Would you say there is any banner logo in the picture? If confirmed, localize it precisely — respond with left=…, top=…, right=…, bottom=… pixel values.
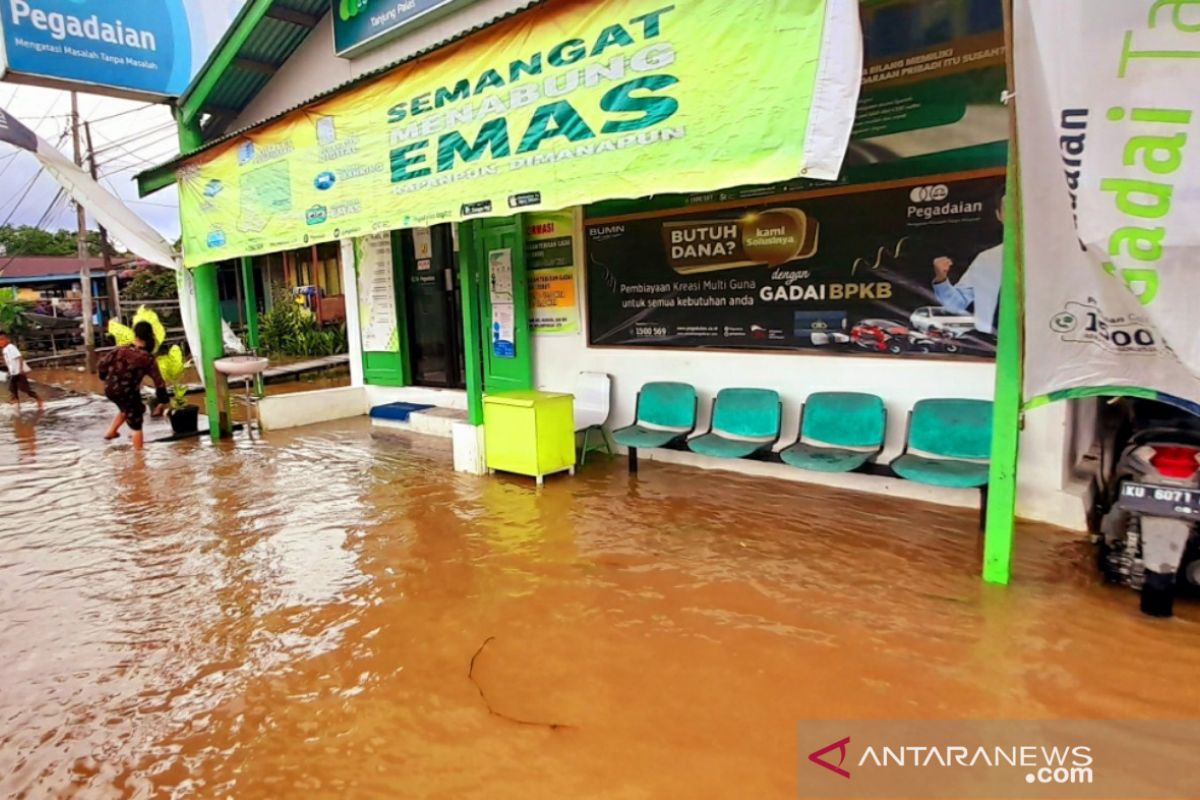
left=808, top=736, right=852, bottom=779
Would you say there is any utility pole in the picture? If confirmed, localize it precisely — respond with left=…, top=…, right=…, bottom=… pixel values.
left=84, top=121, right=121, bottom=323
left=70, top=91, right=95, bottom=373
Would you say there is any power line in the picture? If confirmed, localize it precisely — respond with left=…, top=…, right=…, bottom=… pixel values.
left=85, top=101, right=159, bottom=124
left=92, top=123, right=176, bottom=154
left=90, top=119, right=175, bottom=148
left=0, top=167, right=46, bottom=225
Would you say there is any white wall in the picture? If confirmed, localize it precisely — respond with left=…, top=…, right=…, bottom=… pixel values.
left=233, top=0, right=536, bottom=132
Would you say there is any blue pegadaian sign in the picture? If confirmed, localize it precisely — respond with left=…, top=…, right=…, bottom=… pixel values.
left=0, top=0, right=243, bottom=98
left=333, top=0, right=478, bottom=57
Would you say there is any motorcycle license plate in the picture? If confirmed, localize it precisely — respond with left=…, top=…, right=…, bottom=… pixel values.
left=1118, top=482, right=1200, bottom=519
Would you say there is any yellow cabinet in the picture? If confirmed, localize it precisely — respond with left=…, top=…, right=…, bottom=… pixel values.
left=483, top=391, right=576, bottom=485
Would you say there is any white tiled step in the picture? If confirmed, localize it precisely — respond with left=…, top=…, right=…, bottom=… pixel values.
left=371, top=407, right=467, bottom=440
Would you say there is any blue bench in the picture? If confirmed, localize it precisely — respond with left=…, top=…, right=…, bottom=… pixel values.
left=688, top=388, right=783, bottom=460
left=890, top=398, right=994, bottom=527
left=779, top=392, right=886, bottom=473
left=612, top=382, right=698, bottom=473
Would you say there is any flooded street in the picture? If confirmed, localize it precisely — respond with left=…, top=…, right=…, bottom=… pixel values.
left=3, top=392, right=1200, bottom=800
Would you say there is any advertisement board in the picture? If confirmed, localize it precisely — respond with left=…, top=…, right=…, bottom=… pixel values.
left=526, top=209, right=579, bottom=335
left=0, top=0, right=243, bottom=98
left=177, top=0, right=862, bottom=267
left=334, top=0, right=478, bottom=57
left=586, top=171, right=1003, bottom=359
left=849, top=0, right=1007, bottom=169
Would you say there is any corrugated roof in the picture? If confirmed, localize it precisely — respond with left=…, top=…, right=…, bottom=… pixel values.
left=185, top=0, right=327, bottom=132
left=141, top=0, right=543, bottom=183
left=0, top=256, right=132, bottom=282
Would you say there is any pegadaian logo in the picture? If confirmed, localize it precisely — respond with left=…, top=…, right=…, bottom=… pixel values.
left=910, top=184, right=950, bottom=203
left=7, top=0, right=159, bottom=51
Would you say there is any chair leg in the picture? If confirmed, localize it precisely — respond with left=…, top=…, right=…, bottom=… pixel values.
left=601, top=427, right=613, bottom=457
left=580, top=427, right=592, bottom=466
left=979, top=485, right=989, bottom=532
left=628, top=446, right=639, bottom=474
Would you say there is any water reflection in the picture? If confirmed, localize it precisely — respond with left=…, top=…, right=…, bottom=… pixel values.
left=1, top=394, right=1199, bottom=799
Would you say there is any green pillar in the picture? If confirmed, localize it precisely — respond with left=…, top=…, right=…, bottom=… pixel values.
left=240, top=256, right=264, bottom=397
left=193, top=262, right=231, bottom=441
left=177, top=114, right=230, bottom=441
left=983, top=161, right=1024, bottom=585
left=458, top=222, right=485, bottom=425
left=240, top=256, right=260, bottom=349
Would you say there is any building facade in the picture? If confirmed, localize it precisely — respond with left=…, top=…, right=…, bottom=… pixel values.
left=140, top=0, right=1090, bottom=537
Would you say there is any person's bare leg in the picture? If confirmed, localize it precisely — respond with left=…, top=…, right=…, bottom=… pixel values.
left=104, top=412, right=126, bottom=440
left=131, top=429, right=144, bottom=450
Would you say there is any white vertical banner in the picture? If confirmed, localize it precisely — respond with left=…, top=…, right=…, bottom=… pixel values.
left=1017, top=0, right=1200, bottom=407
left=355, top=234, right=399, bottom=354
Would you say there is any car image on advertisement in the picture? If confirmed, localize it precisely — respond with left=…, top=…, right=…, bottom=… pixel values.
left=910, top=306, right=975, bottom=338
left=850, top=319, right=910, bottom=354
left=907, top=328, right=961, bottom=354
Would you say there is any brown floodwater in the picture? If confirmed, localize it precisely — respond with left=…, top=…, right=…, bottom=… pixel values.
left=3, top=389, right=1200, bottom=799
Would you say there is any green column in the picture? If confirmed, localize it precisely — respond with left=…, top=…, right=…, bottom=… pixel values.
left=193, top=262, right=231, bottom=441
left=240, top=256, right=264, bottom=397
left=177, top=115, right=230, bottom=441
left=983, top=159, right=1024, bottom=585
left=240, top=257, right=260, bottom=349
left=458, top=222, right=485, bottom=425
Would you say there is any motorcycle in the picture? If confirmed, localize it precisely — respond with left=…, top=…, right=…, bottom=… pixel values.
left=1095, top=398, right=1200, bottom=617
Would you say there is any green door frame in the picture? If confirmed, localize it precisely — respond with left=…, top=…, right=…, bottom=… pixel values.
left=459, top=217, right=533, bottom=424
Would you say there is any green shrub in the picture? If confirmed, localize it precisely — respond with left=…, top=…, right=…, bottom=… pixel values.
left=123, top=267, right=179, bottom=301
left=258, top=286, right=349, bottom=358
left=0, top=293, right=31, bottom=338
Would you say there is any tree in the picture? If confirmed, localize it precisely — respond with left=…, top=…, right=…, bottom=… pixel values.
left=123, top=266, right=178, bottom=301
left=0, top=225, right=108, bottom=258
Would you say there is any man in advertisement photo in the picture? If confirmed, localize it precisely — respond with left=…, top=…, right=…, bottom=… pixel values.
left=931, top=189, right=1004, bottom=335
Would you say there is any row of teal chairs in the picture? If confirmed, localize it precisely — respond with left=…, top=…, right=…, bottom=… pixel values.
left=611, top=383, right=994, bottom=515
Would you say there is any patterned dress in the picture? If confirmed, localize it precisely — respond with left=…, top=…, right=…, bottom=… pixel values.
left=98, top=346, right=169, bottom=431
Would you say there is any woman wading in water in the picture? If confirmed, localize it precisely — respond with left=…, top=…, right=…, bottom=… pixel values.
left=99, top=320, right=169, bottom=450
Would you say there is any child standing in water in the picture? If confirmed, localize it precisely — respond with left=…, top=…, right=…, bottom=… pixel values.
left=1, top=332, right=43, bottom=412
left=99, top=321, right=168, bottom=450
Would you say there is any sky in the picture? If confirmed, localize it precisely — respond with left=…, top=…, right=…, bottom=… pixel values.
left=0, top=84, right=184, bottom=245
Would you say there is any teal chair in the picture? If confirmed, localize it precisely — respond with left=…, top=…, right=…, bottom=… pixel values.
left=612, top=382, right=698, bottom=473
left=891, top=398, right=994, bottom=527
left=688, top=388, right=782, bottom=460
left=780, top=392, right=886, bottom=473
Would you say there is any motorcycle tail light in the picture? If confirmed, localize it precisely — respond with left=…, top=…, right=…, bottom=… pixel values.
left=1149, top=446, right=1200, bottom=479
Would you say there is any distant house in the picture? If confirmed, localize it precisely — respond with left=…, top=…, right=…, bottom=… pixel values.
left=0, top=256, right=136, bottom=324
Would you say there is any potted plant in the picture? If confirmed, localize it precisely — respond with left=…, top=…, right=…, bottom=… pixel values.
left=157, top=344, right=198, bottom=435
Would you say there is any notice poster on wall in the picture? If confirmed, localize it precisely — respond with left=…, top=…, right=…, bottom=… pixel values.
left=530, top=269, right=579, bottom=335
left=526, top=210, right=580, bottom=335
left=356, top=233, right=399, bottom=352
left=489, top=248, right=515, bottom=358
left=586, top=172, right=1004, bottom=359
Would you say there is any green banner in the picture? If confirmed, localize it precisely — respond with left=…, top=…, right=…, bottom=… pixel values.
left=178, top=0, right=860, bottom=267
